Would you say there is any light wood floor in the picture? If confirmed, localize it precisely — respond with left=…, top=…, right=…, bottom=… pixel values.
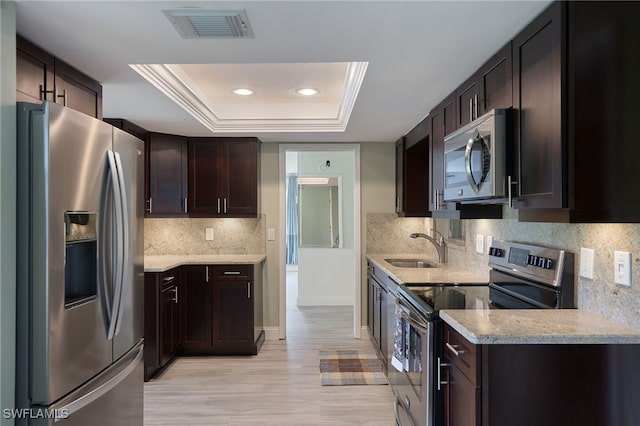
left=144, top=271, right=395, bottom=425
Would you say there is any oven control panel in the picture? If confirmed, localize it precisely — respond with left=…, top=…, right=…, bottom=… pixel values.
left=487, top=240, right=573, bottom=287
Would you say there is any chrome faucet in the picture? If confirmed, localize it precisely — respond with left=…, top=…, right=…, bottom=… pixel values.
left=409, top=229, right=448, bottom=264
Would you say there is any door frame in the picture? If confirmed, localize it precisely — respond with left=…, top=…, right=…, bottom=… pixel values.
left=278, top=144, right=361, bottom=340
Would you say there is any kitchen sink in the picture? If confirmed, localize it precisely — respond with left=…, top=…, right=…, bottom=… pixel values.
left=384, top=258, right=439, bottom=268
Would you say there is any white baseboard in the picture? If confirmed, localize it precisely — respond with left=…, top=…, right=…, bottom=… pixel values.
left=263, top=327, right=280, bottom=340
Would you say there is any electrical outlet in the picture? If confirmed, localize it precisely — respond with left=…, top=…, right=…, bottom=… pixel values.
left=614, top=251, right=632, bottom=287
left=205, top=228, right=214, bottom=241
left=486, top=235, right=494, bottom=254
left=579, top=248, right=594, bottom=279
left=476, top=234, right=485, bottom=254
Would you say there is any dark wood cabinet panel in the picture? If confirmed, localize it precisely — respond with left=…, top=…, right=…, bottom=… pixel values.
left=394, top=138, right=405, bottom=214
left=455, top=42, right=512, bottom=129
left=181, top=266, right=213, bottom=349
left=480, top=42, right=512, bottom=113
left=188, top=138, right=259, bottom=217
left=148, top=133, right=188, bottom=217
left=455, top=77, right=479, bottom=129
left=402, top=116, right=431, bottom=217
left=16, top=35, right=102, bottom=119
left=224, top=140, right=259, bottom=216
left=442, top=323, right=640, bottom=426
left=213, top=280, right=253, bottom=349
left=181, top=264, right=263, bottom=355
left=16, top=36, right=54, bottom=104
left=444, top=361, right=480, bottom=426
left=144, top=269, right=182, bottom=381
left=512, top=1, right=564, bottom=211
left=53, top=59, right=103, bottom=119
left=160, top=283, right=181, bottom=365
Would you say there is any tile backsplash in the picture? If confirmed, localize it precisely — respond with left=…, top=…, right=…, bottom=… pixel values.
left=367, top=209, right=640, bottom=327
left=145, top=216, right=266, bottom=255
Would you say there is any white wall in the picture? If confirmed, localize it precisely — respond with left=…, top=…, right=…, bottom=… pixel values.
left=0, top=2, right=17, bottom=423
left=297, top=248, right=355, bottom=305
left=295, top=150, right=356, bottom=306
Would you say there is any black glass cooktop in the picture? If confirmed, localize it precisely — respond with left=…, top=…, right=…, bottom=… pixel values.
left=399, top=284, right=492, bottom=317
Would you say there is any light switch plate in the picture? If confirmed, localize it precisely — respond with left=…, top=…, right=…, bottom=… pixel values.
left=579, top=247, right=594, bottom=279
left=614, top=251, right=632, bottom=287
left=476, top=234, right=485, bottom=254
left=486, top=236, right=494, bottom=254
left=267, top=228, right=276, bottom=241
left=205, top=228, right=214, bottom=241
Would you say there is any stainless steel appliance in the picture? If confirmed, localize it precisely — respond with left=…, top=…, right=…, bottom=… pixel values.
left=443, top=108, right=510, bottom=202
left=16, top=101, right=144, bottom=425
left=390, top=241, right=574, bottom=426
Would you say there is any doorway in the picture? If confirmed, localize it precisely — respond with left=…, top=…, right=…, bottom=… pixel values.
left=278, top=144, right=361, bottom=340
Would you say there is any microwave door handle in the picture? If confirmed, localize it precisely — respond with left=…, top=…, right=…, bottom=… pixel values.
left=464, top=134, right=479, bottom=193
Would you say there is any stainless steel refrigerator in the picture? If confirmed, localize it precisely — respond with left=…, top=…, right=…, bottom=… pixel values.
left=16, top=101, right=144, bottom=425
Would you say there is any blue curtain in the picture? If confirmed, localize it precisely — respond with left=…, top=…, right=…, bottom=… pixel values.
left=286, top=175, right=298, bottom=265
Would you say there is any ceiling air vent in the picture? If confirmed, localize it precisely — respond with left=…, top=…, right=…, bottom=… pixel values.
left=163, top=9, right=254, bottom=39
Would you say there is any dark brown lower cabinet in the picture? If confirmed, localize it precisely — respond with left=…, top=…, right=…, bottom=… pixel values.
left=181, top=264, right=264, bottom=356
left=442, top=324, right=640, bottom=426
left=144, top=268, right=182, bottom=381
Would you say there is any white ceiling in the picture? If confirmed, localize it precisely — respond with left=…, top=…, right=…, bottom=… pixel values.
left=15, top=0, right=552, bottom=143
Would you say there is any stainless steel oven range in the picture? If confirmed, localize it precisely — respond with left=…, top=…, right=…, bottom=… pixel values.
left=389, top=241, right=574, bottom=426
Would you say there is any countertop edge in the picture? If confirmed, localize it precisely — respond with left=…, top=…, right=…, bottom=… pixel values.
left=144, top=254, right=267, bottom=273
left=440, top=310, right=640, bottom=345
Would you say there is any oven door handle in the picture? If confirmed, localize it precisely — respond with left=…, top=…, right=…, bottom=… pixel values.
left=394, top=395, right=417, bottom=426
left=400, top=311, right=428, bottom=335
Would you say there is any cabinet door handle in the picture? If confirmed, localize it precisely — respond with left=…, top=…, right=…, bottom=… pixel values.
left=217, top=198, right=221, bottom=214
left=183, top=198, right=188, bottom=213
left=55, top=88, right=68, bottom=106
left=508, top=175, right=520, bottom=208
left=224, top=271, right=241, bottom=275
left=172, top=286, right=179, bottom=304
left=163, top=275, right=175, bottom=283
left=205, top=266, right=209, bottom=283
left=148, top=198, right=153, bottom=214
left=437, top=356, right=450, bottom=391
left=445, top=342, right=465, bottom=357
left=474, top=94, right=478, bottom=119
left=469, top=97, right=473, bottom=122
left=247, top=282, right=251, bottom=299
left=224, top=198, right=227, bottom=214
left=40, top=86, right=55, bottom=101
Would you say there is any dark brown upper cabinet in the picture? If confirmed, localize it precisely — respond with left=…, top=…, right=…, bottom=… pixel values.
left=513, top=1, right=640, bottom=222
left=399, top=116, right=431, bottom=217
left=395, top=137, right=405, bottom=215
left=455, top=41, right=513, bottom=129
left=148, top=133, right=189, bottom=217
left=188, top=138, right=259, bottom=217
left=17, top=35, right=102, bottom=119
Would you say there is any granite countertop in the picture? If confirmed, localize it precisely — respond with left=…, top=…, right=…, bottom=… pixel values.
left=144, top=254, right=267, bottom=273
left=440, top=309, right=640, bottom=345
left=366, top=254, right=490, bottom=285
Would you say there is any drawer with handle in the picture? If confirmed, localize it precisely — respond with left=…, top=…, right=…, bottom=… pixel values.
left=213, top=264, right=253, bottom=280
left=443, top=324, right=478, bottom=384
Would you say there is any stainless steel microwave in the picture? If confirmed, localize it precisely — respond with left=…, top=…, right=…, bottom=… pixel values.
left=443, top=108, right=510, bottom=202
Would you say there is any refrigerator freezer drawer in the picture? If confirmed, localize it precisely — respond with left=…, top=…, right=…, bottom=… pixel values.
left=30, top=341, right=143, bottom=426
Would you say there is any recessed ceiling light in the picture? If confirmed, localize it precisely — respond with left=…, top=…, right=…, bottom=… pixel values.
left=295, top=88, right=319, bottom=96
left=233, top=88, right=254, bottom=96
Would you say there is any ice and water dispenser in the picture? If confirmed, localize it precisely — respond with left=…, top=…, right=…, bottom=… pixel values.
left=64, top=212, right=98, bottom=308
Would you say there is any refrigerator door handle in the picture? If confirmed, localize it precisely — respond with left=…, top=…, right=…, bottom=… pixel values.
left=113, top=151, right=129, bottom=337
left=106, top=151, right=124, bottom=341
left=52, top=342, right=143, bottom=421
